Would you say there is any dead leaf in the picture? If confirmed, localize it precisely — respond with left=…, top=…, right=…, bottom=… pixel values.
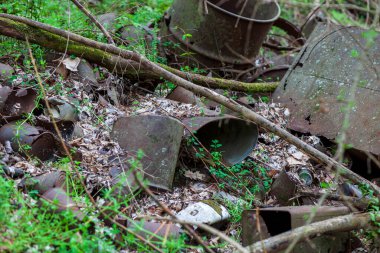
left=62, top=57, right=81, bottom=72
left=184, top=170, right=206, bottom=181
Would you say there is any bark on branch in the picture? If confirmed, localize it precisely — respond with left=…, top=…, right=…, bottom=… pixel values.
left=0, top=14, right=276, bottom=93
left=0, top=14, right=379, bottom=195
left=245, top=212, right=377, bottom=253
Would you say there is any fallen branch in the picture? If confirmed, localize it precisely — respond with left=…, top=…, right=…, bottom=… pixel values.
left=159, top=64, right=279, bottom=93
left=0, top=14, right=379, bottom=196
left=0, top=14, right=276, bottom=93
left=297, top=190, right=369, bottom=210
left=245, top=212, right=378, bottom=253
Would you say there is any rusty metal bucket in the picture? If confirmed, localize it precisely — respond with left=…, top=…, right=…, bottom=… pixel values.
left=183, top=116, right=258, bottom=165
left=162, top=0, right=281, bottom=70
left=110, top=115, right=184, bottom=191
left=0, top=122, right=57, bottom=161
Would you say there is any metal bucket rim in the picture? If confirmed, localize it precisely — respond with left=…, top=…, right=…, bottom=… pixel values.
left=206, top=0, right=281, bottom=23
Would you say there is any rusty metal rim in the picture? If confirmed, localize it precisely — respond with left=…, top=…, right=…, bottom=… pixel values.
left=206, top=1, right=281, bottom=23
left=167, top=25, right=254, bottom=65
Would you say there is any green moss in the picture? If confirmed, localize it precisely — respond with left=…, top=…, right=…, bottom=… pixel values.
left=201, top=200, right=223, bottom=215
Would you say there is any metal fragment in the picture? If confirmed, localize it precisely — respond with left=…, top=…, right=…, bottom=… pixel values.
left=270, top=170, right=296, bottom=205
left=274, top=24, right=380, bottom=156
left=41, top=187, right=84, bottom=220
left=242, top=206, right=351, bottom=252
left=18, top=171, right=66, bottom=194
left=183, top=116, right=258, bottom=165
left=166, top=86, right=200, bottom=105
left=110, top=115, right=184, bottom=190
left=0, top=87, right=37, bottom=121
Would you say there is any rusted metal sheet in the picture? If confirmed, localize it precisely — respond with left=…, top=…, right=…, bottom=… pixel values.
left=0, top=87, right=37, bottom=122
left=242, top=206, right=351, bottom=252
left=183, top=116, right=258, bottom=165
left=274, top=24, right=380, bottom=155
left=166, top=86, right=200, bottom=105
left=270, top=170, right=296, bottom=205
left=161, top=0, right=280, bottom=70
left=110, top=115, right=184, bottom=191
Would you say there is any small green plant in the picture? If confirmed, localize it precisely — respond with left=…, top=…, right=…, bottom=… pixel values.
left=359, top=183, right=380, bottom=238
left=188, top=138, right=272, bottom=202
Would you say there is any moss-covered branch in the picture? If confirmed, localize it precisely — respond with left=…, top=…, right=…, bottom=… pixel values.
left=0, top=14, right=277, bottom=93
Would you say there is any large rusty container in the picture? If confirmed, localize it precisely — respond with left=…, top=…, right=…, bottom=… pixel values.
left=162, top=0, right=281, bottom=71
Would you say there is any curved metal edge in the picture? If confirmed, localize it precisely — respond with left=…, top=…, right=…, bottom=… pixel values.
left=206, top=0, right=281, bottom=23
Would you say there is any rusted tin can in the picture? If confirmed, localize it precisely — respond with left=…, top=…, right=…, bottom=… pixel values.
left=0, top=122, right=57, bottom=161
left=161, top=0, right=281, bottom=71
left=183, top=116, right=258, bottom=165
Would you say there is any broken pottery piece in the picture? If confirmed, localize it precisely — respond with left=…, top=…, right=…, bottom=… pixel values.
left=46, top=98, right=79, bottom=122
left=97, top=13, right=117, bottom=32
left=109, top=167, right=141, bottom=199
left=176, top=200, right=230, bottom=227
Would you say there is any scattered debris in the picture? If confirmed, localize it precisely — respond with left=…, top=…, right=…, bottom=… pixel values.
left=62, top=57, right=81, bottom=72
left=2, top=165, right=25, bottom=179
left=46, top=97, right=79, bottom=122
left=127, top=220, right=182, bottom=241
left=166, top=86, right=200, bottom=105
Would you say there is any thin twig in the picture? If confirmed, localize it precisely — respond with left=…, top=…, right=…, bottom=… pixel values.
left=70, top=0, right=115, bottom=44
